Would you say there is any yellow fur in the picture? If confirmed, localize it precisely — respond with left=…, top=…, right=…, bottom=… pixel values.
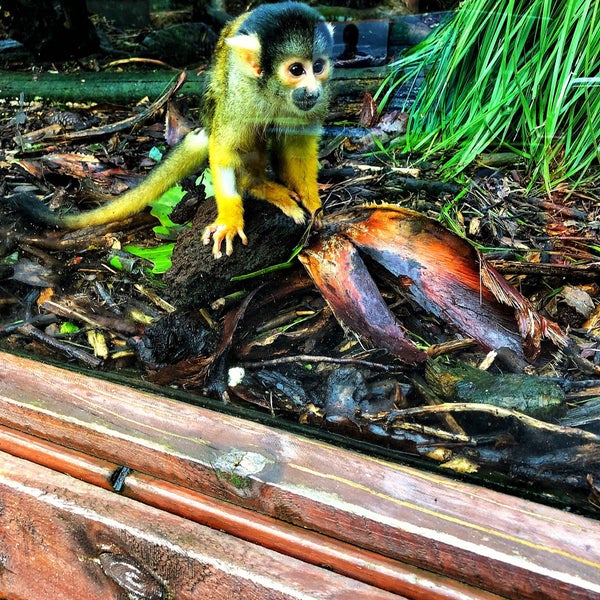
left=33, top=3, right=332, bottom=259
left=61, top=129, right=209, bottom=228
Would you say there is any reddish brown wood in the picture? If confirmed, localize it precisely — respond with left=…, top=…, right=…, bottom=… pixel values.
left=0, top=425, right=499, bottom=600
left=0, top=351, right=599, bottom=599
left=0, top=450, right=401, bottom=599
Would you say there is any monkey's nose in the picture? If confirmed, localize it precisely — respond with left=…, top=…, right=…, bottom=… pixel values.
left=293, top=88, right=321, bottom=111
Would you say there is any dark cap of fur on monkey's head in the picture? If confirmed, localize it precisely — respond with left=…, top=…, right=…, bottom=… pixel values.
left=238, top=2, right=334, bottom=78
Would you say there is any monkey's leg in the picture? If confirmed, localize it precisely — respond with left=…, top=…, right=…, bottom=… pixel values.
left=271, top=133, right=322, bottom=216
left=203, top=140, right=247, bottom=258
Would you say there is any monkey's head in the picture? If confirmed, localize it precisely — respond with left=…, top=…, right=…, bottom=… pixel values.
left=226, top=2, right=334, bottom=117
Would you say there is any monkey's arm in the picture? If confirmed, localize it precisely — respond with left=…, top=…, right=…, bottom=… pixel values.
left=202, top=132, right=249, bottom=258
left=271, top=131, right=322, bottom=216
left=9, top=128, right=209, bottom=229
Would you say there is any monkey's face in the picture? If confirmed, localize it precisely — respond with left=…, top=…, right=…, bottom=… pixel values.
left=277, top=56, right=331, bottom=114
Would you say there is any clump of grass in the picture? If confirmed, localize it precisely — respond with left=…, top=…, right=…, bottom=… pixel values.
left=378, top=0, right=600, bottom=189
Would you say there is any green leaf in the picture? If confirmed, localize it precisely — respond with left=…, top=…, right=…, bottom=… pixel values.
left=59, top=322, right=80, bottom=335
left=149, top=185, right=189, bottom=239
left=108, top=252, right=139, bottom=273
left=198, top=168, right=214, bottom=198
left=123, top=243, right=175, bottom=275
left=148, top=146, right=164, bottom=162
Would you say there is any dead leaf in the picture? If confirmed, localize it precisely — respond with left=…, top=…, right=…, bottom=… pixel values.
left=547, top=286, right=595, bottom=321
left=358, top=92, right=378, bottom=128
left=323, top=205, right=526, bottom=357
left=440, top=457, right=479, bottom=474
left=302, top=204, right=568, bottom=362
left=299, top=233, right=427, bottom=364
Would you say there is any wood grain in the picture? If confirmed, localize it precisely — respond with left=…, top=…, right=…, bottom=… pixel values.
left=0, top=450, right=401, bottom=599
left=0, top=351, right=599, bottom=599
left=0, top=425, right=487, bottom=600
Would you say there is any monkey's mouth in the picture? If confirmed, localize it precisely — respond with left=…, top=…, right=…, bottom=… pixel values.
left=292, top=89, right=320, bottom=112
left=294, top=100, right=318, bottom=111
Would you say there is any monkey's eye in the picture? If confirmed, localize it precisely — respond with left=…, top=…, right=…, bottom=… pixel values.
left=313, top=59, right=326, bottom=75
left=289, top=63, right=305, bottom=77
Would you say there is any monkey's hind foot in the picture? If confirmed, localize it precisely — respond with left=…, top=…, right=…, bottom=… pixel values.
left=247, top=182, right=306, bottom=225
left=299, top=193, right=322, bottom=218
left=203, top=221, right=248, bottom=259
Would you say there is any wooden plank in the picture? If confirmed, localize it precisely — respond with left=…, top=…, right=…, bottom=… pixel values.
left=0, top=450, right=403, bottom=600
left=0, top=425, right=488, bottom=600
left=0, top=351, right=599, bottom=599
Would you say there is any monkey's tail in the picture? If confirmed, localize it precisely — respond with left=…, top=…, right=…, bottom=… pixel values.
left=9, top=128, right=210, bottom=229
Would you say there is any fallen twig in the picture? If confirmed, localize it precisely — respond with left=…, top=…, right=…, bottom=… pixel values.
left=491, top=260, right=600, bottom=277
left=386, top=402, right=600, bottom=442
left=19, top=71, right=187, bottom=145
left=16, top=322, right=102, bottom=368
left=41, top=300, right=137, bottom=336
left=241, top=355, right=398, bottom=371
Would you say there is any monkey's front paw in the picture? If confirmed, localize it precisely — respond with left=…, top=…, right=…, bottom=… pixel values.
left=246, top=181, right=307, bottom=225
left=203, top=222, right=248, bottom=258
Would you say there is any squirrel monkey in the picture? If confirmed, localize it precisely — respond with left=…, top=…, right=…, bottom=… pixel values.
left=10, top=2, right=334, bottom=258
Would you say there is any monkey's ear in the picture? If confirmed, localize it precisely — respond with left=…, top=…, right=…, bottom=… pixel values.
left=226, top=34, right=262, bottom=77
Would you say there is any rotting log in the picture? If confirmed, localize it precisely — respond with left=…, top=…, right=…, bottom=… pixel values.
left=0, top=66, right=387, bottom=105
left=0, top=350, right=599, bottom=599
